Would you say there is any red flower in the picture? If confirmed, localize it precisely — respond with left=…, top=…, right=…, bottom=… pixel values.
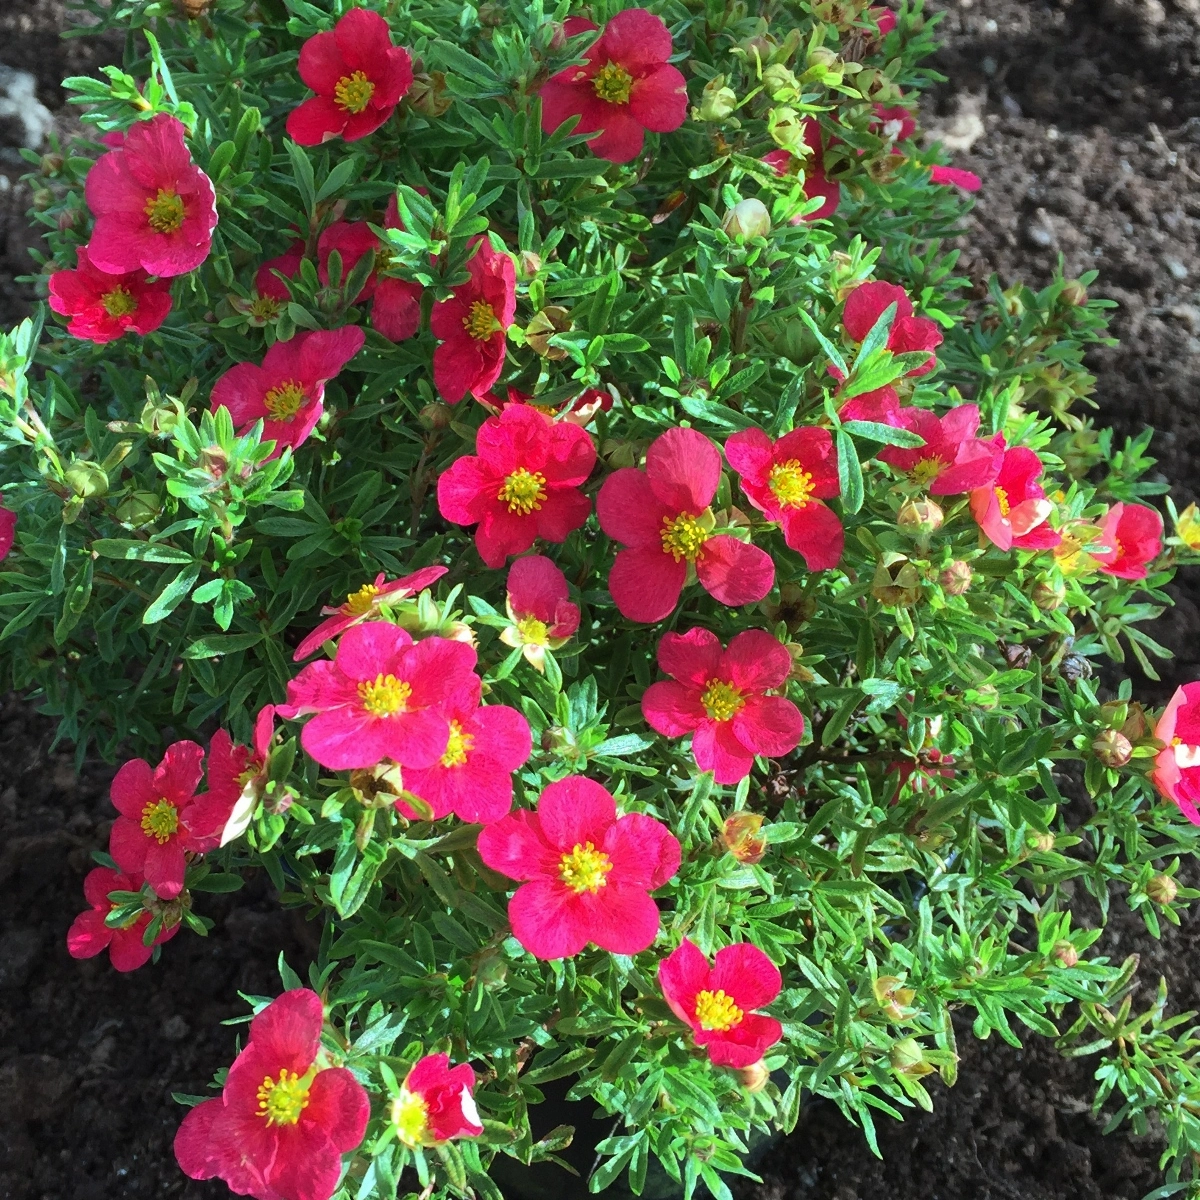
left=725, top=426, right=843, bottom=571
left=838, top=385, right=903, bottom=425
left=476, top=776, right=681, bottom=959
left=294, top=565, right=448, bottom=661
left=211, top=327, right=365, bottom=456
left=873, top=104, right=981, bottom=192
left=0, top=506, right=15, bottom=561
left=255, top=240, right=306, bottom=303
left=641, top=627, right=804, bottom=785
left=84, top=113, right=217, bottom=278
left=930, top=164, right=982, bottom=192
left=877, top=404, right=1002, bottom=495
left=277, top=622, right=478, bottom=771
left=431, top=239, right=516, bottom=403
left=1153, top=683, right=1200, bottom=826
left=67, top=866, right=178, bottom=972
left=842, top=281, right=942, bottom=377
left=597, top=427, right=775, bottom=623
left=499, top=554, right=581, bottom=672
left=969, top=442, right=1060, bottom=551
left=108, top=740, right=228, bottom=899
left=204, top=705, right=278, bottom=847
left=391, top=1054, right=483, bottom=1147
left=762, top=117, right=841, bottom=222
left=657, top=938, right=783, bottom=1068
left=437, top=404, right=595, bottom=569
left=1093, top=502, right=1163, bottom=580
left=48, top=245, right=172, bottom=343
left=286, top=8, right=414, bottom=145
left=539, top=8, right=688, bottom=164
left=873, top=7, right=898, bottom=35
left=174, top=989, right=370, bottom=1200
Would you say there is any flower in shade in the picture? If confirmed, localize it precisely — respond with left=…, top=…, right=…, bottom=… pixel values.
left=841, top=280, right=942, bottom=377
left=477, top=776, right=681, bottom=959
left=597, top=427, right=776, bottom=623
left=294, top=565, right=448, bottom=661
left=838, top=385, right=903, bottom=425
left=1093, top=502, right=1163, bottom=580
left=641, top=627, right=804, bottom=785
left=48, top=246, right=172, bottom=343
left=174, top=989, right=370, bottom=1200
left=390, top=1054, right=483, bottom=1148
left=0, top=506, right=15, bottom=561
left=277, top=622, right=478, bottom=771
left=210, top=326, right=365, bottom=457
left=204, top=705, right=279, bottom=848
left=397, top=680, right=531, bottom=825
left=762, top=117, right=840, bottom=222
left=658, top=938, right=783, bottom=1068
left=969, top=442, right=1060, bottom=551
left=108, top=740, right=230, bottom=899
left=725, top=426, right=843, bottom=571
left=437, top=403, right=596, bottom=569
left=256, top=241, right=306, bottom=304
left=67, top=866, right=179, bottom=972
left=539, top=8, right=688, bottom=164
left=499, top=554, right=581, bottom=672
left=84, top=113, right=217, bottom=277
left=431, top=238, right=516, bottom=403
left=1153, top=683, right=1200, bottom=826
left=877, top=404, right=1002, bottom=495
left=286, top=8, right=414, bottom=145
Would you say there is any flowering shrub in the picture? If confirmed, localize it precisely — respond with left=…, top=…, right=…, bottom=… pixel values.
left=5, top=0, right=1200, bottom=1197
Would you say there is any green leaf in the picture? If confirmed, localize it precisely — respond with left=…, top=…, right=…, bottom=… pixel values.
left=143, top=563, right=201, bottom=624
left=835, top=428, right=864, bottom=514
left=841, top=420, right=926, bottom=448
left=92, top=538, right=194, bottom=564
left=182, top=633, right=264, bottom=659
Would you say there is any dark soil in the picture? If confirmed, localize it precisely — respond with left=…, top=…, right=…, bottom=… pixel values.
left=3, top=0, right=1200, bottom=1198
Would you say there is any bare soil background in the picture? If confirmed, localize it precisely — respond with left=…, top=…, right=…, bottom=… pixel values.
left=2, top=0, right=1200, bottom=1197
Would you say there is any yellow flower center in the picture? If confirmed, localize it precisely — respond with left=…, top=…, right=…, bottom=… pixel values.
left=694, top=988, right=744, bottom=1032
left=700, top=679, right=745, bottom=722
left=593, top=61, right=634, bottom=105
left=140, top=798, right=179, bottom=844
left=144, top=188, right=185, bottom=234
left=994, top=485, right=1011, bottom=518
left=768, top=461, right=815, bottom=508
left=390, top=1088, right=429, bottom=1146
left=263, top=380, right=307, bottom=421
left=248, top=295, right=281, bottom=322
left=440, top=719, right=475, bottom=768
left=909, top=457, right=945, bottom=488
left=358, top=673, right=412, bottom=716
left=515, top=615, right=550, bottom=646
left=256, top=1068, right=311, bottom=1127
left=559, top=841, right=613, bottom=894
left=463, top=299, right=500, bottom=340
left=660, top=513, right=710, bottom=562
left=102, top=287, right=138, bottom=318
left=334, top=70, right=375, bottom=114
left=343, top=582, right=381, bottom=616
left=498, top=468, right=548, bottom=515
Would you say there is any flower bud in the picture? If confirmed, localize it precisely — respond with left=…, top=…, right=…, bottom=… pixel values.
left=1026, top=831, right=1055, bottom=854
left=807, top=46, right=841, bottom=70
left=1059, top=653, right=1093, bottom=683
left=872, top=554, right=922, bottom=608
left=722, top=812, right=767, bottom=864
left=1148, top=874, right=1178, bottom=905
left=695, top=75, right=738, bottom=121
left=31, top=187, right=55, bottom=211
left=1121, top=702, right=1148, bottom=743
left=419, top=401, right=452, bottom=431
left=408, top=70, right=452, bottom=118
left=176, top=0, right=212, bottom=15
left=116, top=490, right=162, bottom=530
left=40, top=152, right=64, bottom=177
left=737, top=34, right=778, bottom=65
left=1032, top=580, right=1066, bottom=611
left=474, top=946, right=508, bottom=991
left=518, top=249, right=542, bottom=278
left=1002, top=642, right=1033, bottom=669
left=525, top=305, right=572, bottom=359
left=939, top=560, right=972, bottom=595
left=1092, top=728, right=1132, bottom=769
left=889, top=1038, right=933, bottom=1077
left=762, top=63, right=800, bottom=100
left=736, top=1060, right=771, bottom=1092
left=897, top=497, right=944, bottom=536
left=873, top=976, right=915, bottom=1021
left=65, top=460, right=109, bottom=499
left=1051, top=940, right=1078, bottom=968
left=1061, top=279, right=1089, bottom=307
left=722, top=198, right=771, bottom=240
left=767, top=105, right=804, bottom=153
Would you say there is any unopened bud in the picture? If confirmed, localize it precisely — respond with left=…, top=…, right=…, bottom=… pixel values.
left=474, top=946, right=508, bottom=991
left=722, top=811, right=767, bottom=864
left=767, top=105, right=804, bottom=153
left=897, top=497, right=943, bottom=536
left=1052, top=940, right=1078, bottom=968
left=696, top=75, right=738, bottom=122
left=1061, top=279, right=1089, bottom=307
left=1026, top=831, right=1055, bottom=854
left=518, top=249, right=542, bottom=278
left=40, top=152, right=64, bottom=177
left=419, top=401, right=452, bottom=431
left=737, top=34, right=778, bottom=65
left=1059, top=652, right=1093, bottom=683
left=1121, top=702, right=1148, bottom=743
left=31, top=187, right=54, bottom=211
left=939, top=560, right=972, bottom=595
left=1092, top=728, right=1132, bottom=769
left=1032, top=580, right=1066, bottom=611
left=477, top=1, right=505, bottom=25
left=65, top=460, right=109, bottom=499
left=762, top=63, right=800, bottom=100
left=889, top=1038, right=933, bottom=1077
left=1002, top=642, right=1033, bottom=669
left=525, top=305, right=572, bottom=359
left=722, top=198, right=771, bottom=240
left=116, top=490, right=161, bottom=529
left=407, top=70, right=452, bottom=118
left=1148, top=873, right=1178, bottom=905
left=57, top=208, right=81, bottom=233
left=807, top=46, right=840, bottom=70
left=736, top=1060, right=771, bottom=1091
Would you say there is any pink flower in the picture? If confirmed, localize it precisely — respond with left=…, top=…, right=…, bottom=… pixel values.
left=539, top=8, right=688, bottom=164
left=286, top=9, right=414, bottom=145
left=67, top=866, right=178, bottom=972
left=658, top=938, right=783, bottom=1068
left=294, top=565, right=449, bottom=661
left=969, top=442, right=1060, bottom=551
left=838, top=385, right=903, bottom=425
left=842, top=280, right=942, bottom=377
left=431, top=238, right=516, bottom=403
left=397, top=681, right=532, bottom=825
left=174, top=989, right=370, bottom=1200
left=1093, top=502, right=1163, bottom=580
left=437, top=403, right=596, bottom=568
left=108, top=740, right=228, bottom=899
left=84, top=113, right=217, bottom=277
left=210, top=327, right=365, bottom=456
left=277, top=622, right=478, bottom=771
left=256, top=241, right=306, bottom=303
left=499, top=554, right=581, bottom=672
left=204, top=705, right=278, bottom=846
left=641, top=628, right=804, bottom=785
left=725, top=427, right=844, bottom=571
left=48, top=245, right=172, bottom=343
left=1153, top=683, right=1200, bottom=825
left=762, top=118, right=840, bottom=222
left=930, top=164, right=982, bottom=192
left=391, top=1054, right=483, bottom=1147
left=0, top=506, right=15, bottom=561
left=876, top=404, right=1002, bottom=495
left=597, top=427, right=776, bottom=623
left=872, top=7, right=898, bottom=35
left=476, top=776, right=681, bottom=959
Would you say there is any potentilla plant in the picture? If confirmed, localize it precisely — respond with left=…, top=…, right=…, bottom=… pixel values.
left=4, top=0, right=1200, bottom=1197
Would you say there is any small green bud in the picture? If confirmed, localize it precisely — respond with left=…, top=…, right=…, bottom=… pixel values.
left=65, top=460, right=109, bottom=499
left=939, top=560, right=972, bottom=595
left=1052, top=940, right=1078, bottom=968
left=1092, top=729, right=1132, bottom=769
left=695, top=75, right=738, bottom=121
left=722, top=198, right=772, bottom=240
left=116, top=490, right=162, bottom=530
left=1148, top=874, right=1178, bottom=906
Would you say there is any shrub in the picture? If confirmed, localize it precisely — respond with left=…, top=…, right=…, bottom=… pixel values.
left=5, top=0, right=1200, bottom=1197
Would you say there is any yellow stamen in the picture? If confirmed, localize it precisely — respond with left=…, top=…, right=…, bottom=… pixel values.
left=909, top=457, right=945, bottom=489
left=390, top=1088, right=429, bottom=1146
left=144, top=188, right=185, bottom=234
left=102, top=287, right=138, bottom=318
left=440, top=719, right=475, bottom=768
left=463, top=300, right=500, bottom=340
left=660, top=513, right=709, bottom=562
left=358, top=673, right=412, bottom=716
left=593, top=61, right=634, bottom=105
left=334, top=70, right=375, bottom=114
left=768, top=461, right=814, bottom=509
left=140, top=798, right=179, bottom=844
left=498, top=468, right=548, bottom=515
left=263, top=380, right=307, bottom=421
left=994, top=486, right=1011, bottom=518
left=559, top=841, right=612, bottom=894
left=694, top=988, right=744, bottom=1031
left=700, top=679, right=744, bottom=722
left=256, top=1068, right=311, bottom=1126
left=515, top=615, right=550, bottom=646
left=248, top=295, right=281, bottom=322
left=343, top=582, right=380, bottom=616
